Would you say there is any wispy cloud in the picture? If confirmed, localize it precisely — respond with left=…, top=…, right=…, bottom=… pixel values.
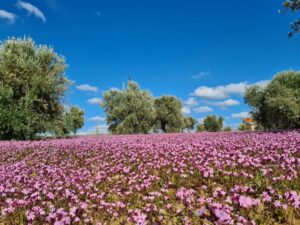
left=231, top=111, right=249, bottom=119
left=87, top=97, right=102, bottom=105
left=204, top=99, right=240, bottom=108
left=16, top=1, right=46, bottom=23
left=191, top=80, right=270, bottom=100
left=0, top=9, right=17, bottom=23
left=197, top=117, right=205, bottom=124
left=193, top=106, right=213, bottom=113
left=182, top=106, right=191, bottom=114
left=76, top=84, right=99, bottom=93
left=184, top=97, right=198, bottom=107
left=192, top=71, right=210, bottom=79
left=95, top=11, right=101, bottom=16
left=89, top=116, right=106, bottom=122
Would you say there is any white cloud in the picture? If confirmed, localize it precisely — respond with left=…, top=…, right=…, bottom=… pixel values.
left=193, top=106, right=213, bottom=113
left=205, top=99, right=240, bottom=108
left=87, top=97, right=102, bottom=105
left=182, top=106, right=191, bottom=114
left=192, top=80, right=270, bottom=100
left=192, top=71, right=210, bottom=79
left=89, top=116, right=106, bottom=122
left=76, top=84, right=99, bottom=93
left=217, top=99, right=240, bottom=107
left=231, top=111, right=249, bottom=119
left=16, top=1, right=46, bottom=23
left=184, top=97, right=198, bottom=107
left=197, top=118, right=204, bottom=124
left=192, top=82, right=247, bottom=100
left=0, top=9, right=17, bottom=23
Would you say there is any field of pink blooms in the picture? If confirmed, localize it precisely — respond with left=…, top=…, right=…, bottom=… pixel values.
left=0, top=132, right=300, bottom=225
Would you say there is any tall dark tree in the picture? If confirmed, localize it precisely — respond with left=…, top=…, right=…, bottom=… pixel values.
left=154, top=96, right=184, bottom=133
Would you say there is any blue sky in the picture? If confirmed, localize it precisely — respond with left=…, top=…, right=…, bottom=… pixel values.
left=1, top=0, right=299, bottom=133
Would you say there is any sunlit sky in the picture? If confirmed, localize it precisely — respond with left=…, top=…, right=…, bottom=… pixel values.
left=1, top=0, right=299, bottom=133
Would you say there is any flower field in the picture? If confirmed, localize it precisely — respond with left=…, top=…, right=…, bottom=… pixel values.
left=0, top=132, right=300, bottom=225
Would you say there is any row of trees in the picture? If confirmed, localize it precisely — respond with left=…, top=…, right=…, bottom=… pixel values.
left=0, top=37, right=233, bottom=139
left=0, top=37, right=84, bottom=140
left=101, top=81, right=198, bottom=134
left=1, top=38, right=299, bottom=139
left=102, top=70, right=300, bottom=134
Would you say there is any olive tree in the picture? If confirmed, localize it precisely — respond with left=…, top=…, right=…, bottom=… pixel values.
left=102, top=81, right=156, bottom=134
left=182, top=116, right=198, bottom=132
left=197, top=115, right=224, bottom=132
left=244, top=71, right=300, bottom=130
left=154, top=96, right=184, bottom=133
left=63, top=106, right=85, bottom=135
left=0, top=37, right=71, bottom=140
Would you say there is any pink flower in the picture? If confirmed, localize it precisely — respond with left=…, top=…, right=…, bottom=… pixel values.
left=26, top=211, right=35, bottom=221
left=194, top=206, right=206, bottom=217
left=213, top=208, right=231, bottom=222
left=285, top=191, right=300, bottom=208
left=238, top=196, right=260, bottom=208
left=80, top=202, right=88, bottom=210
left=176, top=187, right=195, bottom=204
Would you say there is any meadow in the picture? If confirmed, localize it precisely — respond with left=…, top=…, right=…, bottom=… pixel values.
left=0, top=131, right=299, bottom=225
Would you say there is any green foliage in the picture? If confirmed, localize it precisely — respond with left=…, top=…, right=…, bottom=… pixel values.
left=0, top=37, right=71, bottom=140
left=0, top=85, right=41, bottom=140
left=238, top=124, right=250, bottom=131
left=223, top=126, right=232, bottom=132
left=182, top=116, right=198, bottom=132
left=49, top=106, right=84, bottom=136
left=244, top=71, right=300, bottom=130
left=154, top=96, right=184, bottom=133
left=63, top=106, right=85, bottom=135
left=102, top=81, right=156, bottom=134
left=196, top=124, right=205, bottom=132
left=102, top=81, right=198, bottom=134
left=197, top=115, right=224, bottom=132
left=282, top=0, right=300, bottom=36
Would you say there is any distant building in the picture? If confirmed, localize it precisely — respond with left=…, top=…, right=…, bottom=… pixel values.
left=242, top=118, right=256, bottom=131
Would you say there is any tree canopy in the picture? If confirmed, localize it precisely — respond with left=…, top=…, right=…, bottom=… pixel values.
left=63, top=106, right=85, bottom=135
left=154, top=96, right=184, bottom=133
left=282, top=0, right=300, bottom=36
left=102, top=81, right=198, bottom=134
left=102, top=81, right=156, bottom=134
left=197, top=115, right=224, bottom=132
left=182, top=116, right=198, bottom=132
left=223, top=126, right=232, bottom=132
left=244, top=71, right=300, bottom=130
left=0, top=37, right=72, bottom=140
